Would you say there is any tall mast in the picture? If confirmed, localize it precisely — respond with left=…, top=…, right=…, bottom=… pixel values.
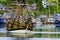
left=57, top=0, right=58, bottom=13
left=22, top=0, right=25, bottom=17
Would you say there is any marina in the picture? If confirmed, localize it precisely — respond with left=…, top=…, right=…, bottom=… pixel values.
left=0, top=0, right=60, bottom=40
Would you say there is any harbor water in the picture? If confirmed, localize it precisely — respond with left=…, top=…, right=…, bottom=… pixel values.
left=0, top=38, right=60, bottom=40
left=0, top=24, right=60, bottom=38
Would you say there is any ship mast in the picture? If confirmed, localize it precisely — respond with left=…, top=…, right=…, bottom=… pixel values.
left=7, top=0, right=34, bottom=31
left=16, top=0, right=26, bottom=28
left=7, top=0, right=26, bottom=30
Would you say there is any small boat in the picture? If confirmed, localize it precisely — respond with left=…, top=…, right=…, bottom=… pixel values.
left=46, top=17, right=54, bottom=24
left=54, top=20, right=60, bottom=27
left=35, top=17, right=42, bottom=29
left=54, top=14, right=60, bottom=27
left=0, top=14, right=6, bottom=24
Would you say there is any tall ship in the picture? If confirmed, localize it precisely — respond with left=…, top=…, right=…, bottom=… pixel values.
left=6, top=0, right=35, bottom=36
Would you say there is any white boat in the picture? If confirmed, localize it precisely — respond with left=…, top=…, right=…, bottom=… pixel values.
left=35, top=17, right=42, bottom=29
left=47, top=17, right=54, bottom=23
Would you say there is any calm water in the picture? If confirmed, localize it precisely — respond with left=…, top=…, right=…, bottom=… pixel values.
left=0, top=24, right=60, bottom=38
left=0, top=38, right=60, bottom=40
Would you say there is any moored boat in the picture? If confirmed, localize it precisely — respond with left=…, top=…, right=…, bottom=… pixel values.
left=0, top=14, right=6, bottom=24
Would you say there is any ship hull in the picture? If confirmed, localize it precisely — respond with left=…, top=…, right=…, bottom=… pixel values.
left=7, top=30, right=33, bottom=37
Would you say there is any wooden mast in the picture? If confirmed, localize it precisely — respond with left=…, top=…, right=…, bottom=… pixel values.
left=22, top=0, right=25, bottom=19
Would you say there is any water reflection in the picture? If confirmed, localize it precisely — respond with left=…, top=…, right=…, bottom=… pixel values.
left=55, top=27, right=60, bottom=32
left=0, top=38, right=60, bottom=40
left=6, top=32, right=34, bottom=38
left=0, top=37, right=18, bottom=40
left=0, top=24, right=60, bottom=38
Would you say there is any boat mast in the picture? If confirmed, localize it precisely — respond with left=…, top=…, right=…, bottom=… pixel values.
left=57, top=0, right=58, bottom=13
left=48, top=0, right=51, bottom=17
left=17, top=0, right=26, bottom=27
left=17, top=0, right=25, bottom=19
left=22, top=0, right=25, bottom=19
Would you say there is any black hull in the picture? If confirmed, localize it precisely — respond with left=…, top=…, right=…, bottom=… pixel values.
left=54, top=20, right=60, bottom=27
left=0, top=22, right=6, bottom=24
left=7, top=27, right=33, bottom=31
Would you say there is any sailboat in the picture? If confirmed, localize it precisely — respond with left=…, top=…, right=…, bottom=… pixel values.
left=6, top=0, right=34, bottom=36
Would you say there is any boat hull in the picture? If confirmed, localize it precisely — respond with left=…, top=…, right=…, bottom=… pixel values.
left=7, top=30, right=33, bottom=37
left=0, top=19, right=6, bottom=24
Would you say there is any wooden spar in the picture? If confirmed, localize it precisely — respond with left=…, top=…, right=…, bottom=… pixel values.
left=17, top=2, right=20, bottom=27
left=22, top=0, right=25, bottom=19
left=22, top=5, right=25, bottom=18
